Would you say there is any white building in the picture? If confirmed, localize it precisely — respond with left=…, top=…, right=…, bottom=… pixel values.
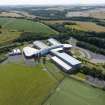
left=51, top=56, right=72, bottom=72
left=51, top=51, right=81, bottom=69
left=23, top=47, right=39, bottom=58
left=9, top=49, right=21, bottom=56
left=48, top=38, right=72, bottom=49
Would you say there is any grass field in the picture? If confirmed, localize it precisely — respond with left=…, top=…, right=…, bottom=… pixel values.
left=0, top=61, right=63, bottom=105
left=44, top=77, right=105, bottom=105
left=0, top=17, right=58, bottom=45
left=0, top=17, right=58, bottom=34
left=65, top=21, right=105, bottom=32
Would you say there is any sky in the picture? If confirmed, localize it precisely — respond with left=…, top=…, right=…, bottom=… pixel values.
left=0, top=0, right=105, bottom=5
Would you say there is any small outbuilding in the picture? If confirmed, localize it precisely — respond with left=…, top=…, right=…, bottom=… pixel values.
left=9, top=49, right=21, bottom=56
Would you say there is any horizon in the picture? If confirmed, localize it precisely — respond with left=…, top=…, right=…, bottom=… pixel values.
left=0, top=0, right=105, bottom=6
left=0, top=4, right=105, bottom=6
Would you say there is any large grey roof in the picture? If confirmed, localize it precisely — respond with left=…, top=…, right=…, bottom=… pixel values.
left=51, top=51, right=81, bottom=66
left=51, top=56, right=72, bottom=71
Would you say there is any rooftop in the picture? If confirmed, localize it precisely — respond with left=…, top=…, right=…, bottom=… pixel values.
left=33, top=41, right=49, bottom=49
left=23, top=47, right=39, bottom=57
left=51, top=56, right=72, bottom=71
left=51, top=51, right=81, bottom=66
left=48, top=38, right=61, bottom=45
left=48, top=38, right=72, bottom=48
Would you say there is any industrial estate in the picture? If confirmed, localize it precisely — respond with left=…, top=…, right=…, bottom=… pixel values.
left=23, top=38, right=81, bottom=73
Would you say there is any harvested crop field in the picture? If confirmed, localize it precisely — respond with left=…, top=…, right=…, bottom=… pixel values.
left=65, top=21, right=105, bottom=32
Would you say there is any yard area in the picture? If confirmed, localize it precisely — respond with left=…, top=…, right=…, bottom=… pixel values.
left=44, top=77, right=105, bottom=105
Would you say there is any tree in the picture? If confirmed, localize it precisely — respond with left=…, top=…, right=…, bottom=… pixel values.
left=0, top=25, right=2, bottom=29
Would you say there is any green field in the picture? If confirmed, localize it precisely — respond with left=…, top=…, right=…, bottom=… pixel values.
left=0, top=61, right=63, bottom=105
left=0, top=17, right=58, bottom=45
left=44, top=77, right=105, bottom=105
left=0, top=17, right=58, bottom=34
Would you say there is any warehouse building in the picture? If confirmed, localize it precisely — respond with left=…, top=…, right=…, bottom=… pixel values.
left=51, top=56, right=72, bottom=72
left=51, top=51, right=81, bottom=69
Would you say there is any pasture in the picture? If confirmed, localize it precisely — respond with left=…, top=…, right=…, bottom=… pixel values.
left=65, top=21, right=105, bottom=32
left=0, top=61, right=63, bottom=105
left=44, top=77, right=105, bottom=105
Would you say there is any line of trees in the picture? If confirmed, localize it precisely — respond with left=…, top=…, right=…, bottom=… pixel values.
left=15, top=32, right=50, bottom=42
left=71, top=33, right=105, bottom=49
left=77, top=41, right=105, bottom=55
left=0, top=43, right=22, bottom=53
left=80, top=65, right=105, bottom=80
